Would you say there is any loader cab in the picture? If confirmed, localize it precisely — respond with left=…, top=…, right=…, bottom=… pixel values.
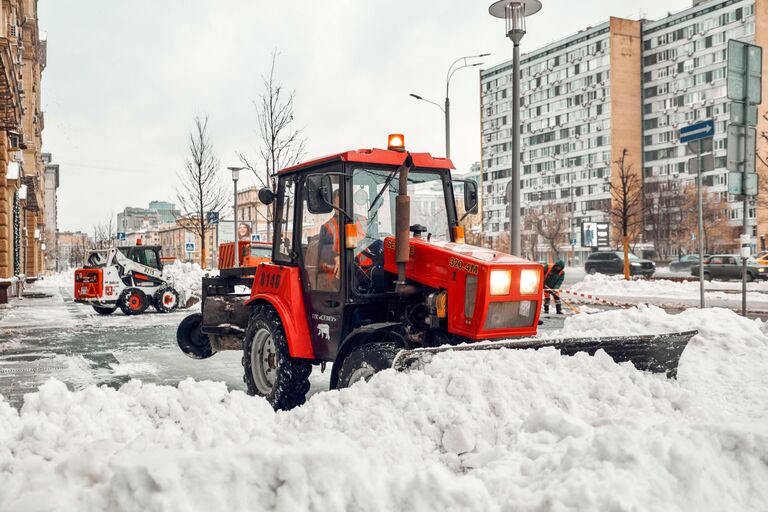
left=260, top=148, right=477, bottom=360
left=117, top=245, right=164, bottom=271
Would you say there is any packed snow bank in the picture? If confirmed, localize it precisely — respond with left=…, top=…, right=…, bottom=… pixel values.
left=161, top=261, right=210, bottom=305
left=571, top=273, right=768, bottom=309
left=1, top=307, right=767, bottom=511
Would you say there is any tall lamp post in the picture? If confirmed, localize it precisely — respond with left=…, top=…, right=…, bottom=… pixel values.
left=409, top=53, right=489, bottom=159
left=228, top=166, right=244, bottom=267
left=489, top=0, right=541, bottom=256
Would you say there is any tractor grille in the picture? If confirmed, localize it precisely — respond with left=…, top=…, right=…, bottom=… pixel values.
left=483, top=301, right=537, bottom=330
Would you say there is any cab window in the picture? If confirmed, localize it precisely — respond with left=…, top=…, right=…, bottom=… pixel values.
left=300, top=175, right=340, bottom=292
left=274, top=176, right=297, bottom=263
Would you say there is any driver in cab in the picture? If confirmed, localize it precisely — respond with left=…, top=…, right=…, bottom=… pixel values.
left=318, top=189, right=373, bottom=281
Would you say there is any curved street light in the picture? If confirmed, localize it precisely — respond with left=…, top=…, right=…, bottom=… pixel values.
left=408, top=52, right=490, bottom=159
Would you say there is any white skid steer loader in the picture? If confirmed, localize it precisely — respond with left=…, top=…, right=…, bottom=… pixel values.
left=74, top=245, right=181, bottom=315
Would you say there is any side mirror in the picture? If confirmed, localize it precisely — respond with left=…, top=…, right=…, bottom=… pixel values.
left=258, top=187, right=275, bottom=205
left=463, top=180, right=479, bottom=214
left=306, top=175, right=334, bottom=214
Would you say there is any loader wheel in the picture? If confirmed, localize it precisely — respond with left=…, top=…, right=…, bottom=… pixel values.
left=118, top=288, right=149, bottom=315
left=337, top=341, right=401, bottom=389
left=242, top=307, right=311, bottom=411
left=177, top=313, right=213, bottom=359
left=92, top=305, right=117, bottom=315
left=153, top=286, right=180, bottom=313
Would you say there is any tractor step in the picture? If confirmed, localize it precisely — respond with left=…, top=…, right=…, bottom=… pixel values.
left=392, top=330, right=697, bottom=379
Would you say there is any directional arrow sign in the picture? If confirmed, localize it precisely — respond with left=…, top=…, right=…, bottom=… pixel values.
left=680, top=119, right=715, bottom=144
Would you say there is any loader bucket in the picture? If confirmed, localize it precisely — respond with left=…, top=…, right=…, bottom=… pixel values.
left=392, top=330, right=697, bottom=379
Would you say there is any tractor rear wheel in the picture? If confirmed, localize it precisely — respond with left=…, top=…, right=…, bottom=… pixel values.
left=153, top=286, right=180, bottom=313
left=242, top=307, right=311, bottom=411
left=118, top=288, right=149, bottom=315
left=92, top=305, right=117, bottom=315
left=337, top=341, right=401, bottom=389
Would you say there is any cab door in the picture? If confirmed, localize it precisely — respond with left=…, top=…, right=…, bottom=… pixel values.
left=295, top=171, right=345, bottom=360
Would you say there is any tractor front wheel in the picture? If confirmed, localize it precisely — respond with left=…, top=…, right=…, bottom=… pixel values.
left=242, top=307, right=311, bottom=411
left=118, top=288, right=149, bottom=315
left=337, top=342, right=401, bottom=389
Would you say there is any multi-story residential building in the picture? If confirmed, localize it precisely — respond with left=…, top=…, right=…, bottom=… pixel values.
left=235, top=186, right=271, bottom=241
left=42, top=152, right=58, bottom=271
left=0, top=0, right=47, bottom=284
left=479, top=0, right=768, bottom=261
left=481, top=18, right=641, bottom=263
left=158, top=220, right=216, bottom=266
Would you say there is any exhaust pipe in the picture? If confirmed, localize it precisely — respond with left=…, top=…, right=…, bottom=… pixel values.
left=395, top=154, right=418, bottom=296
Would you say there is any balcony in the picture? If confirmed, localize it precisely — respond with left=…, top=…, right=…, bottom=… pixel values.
left=0, top=38, right=22, bottom=131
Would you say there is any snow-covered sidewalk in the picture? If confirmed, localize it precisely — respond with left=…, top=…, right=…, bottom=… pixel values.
left=569, top=274, right=768, bottom=311
left=1, top=306, right=767, bottom=511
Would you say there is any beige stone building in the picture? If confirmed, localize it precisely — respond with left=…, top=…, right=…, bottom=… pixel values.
left=159, top=219, right=216, bottom=266
left=56, top=230, right=90, bottom=270
left=0, top=0, right=46, bottom=281
left=235, top=186, right=272, bottom=241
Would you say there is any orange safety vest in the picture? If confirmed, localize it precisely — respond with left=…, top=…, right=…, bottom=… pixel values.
left=322, top=215, right=373, bottom=267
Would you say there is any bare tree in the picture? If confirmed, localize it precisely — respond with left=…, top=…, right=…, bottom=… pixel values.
left=238, top=50, right=307, bottom=240
left=92, top=212, right=115, bottom=249
left=609, top=149, right=645, bottom=279
left=175, top=115, right=228, bottom=268
left=530, top=202, right=569, bottom=260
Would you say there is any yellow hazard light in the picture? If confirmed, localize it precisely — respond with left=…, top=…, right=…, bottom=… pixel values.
left=388, top=133, right=405, bottom=152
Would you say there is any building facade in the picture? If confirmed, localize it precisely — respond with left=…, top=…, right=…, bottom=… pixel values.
left=116, top=201, right=179, bottom=247
left=159, top=220, right=216, bottom=265
left=479, top=0, right=768, bottom=261
left=235, top=186, right=271, bottom=241
left=56, top=230, right=90, bottom=270
left=0, top=0, right=47, bottom=281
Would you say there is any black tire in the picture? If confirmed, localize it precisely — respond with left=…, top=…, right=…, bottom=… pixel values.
left=153, top=286, right=180, bottom=313
left=587, top=266, right=596, bottom=275
left=118, top=288, right=149, bottom=315
left=704, top=272, right=712, bottom=282
left=337, top=341, right=401, bottom=389
left=242, top=307, right=311, bottom=411
left=177, top=312, right=213, bottom=359
left=92, top=305, right=117, bottom=315
left=747, top=272, right=755, bottom=283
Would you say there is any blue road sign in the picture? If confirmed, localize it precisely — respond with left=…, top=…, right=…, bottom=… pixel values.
left=185, top=242, right=195, bottom=253
left=206, top=211, right=220, bottom=225
left=680, top=119, right=715, bottom=144
left=116, top=232, right=126, bottom=241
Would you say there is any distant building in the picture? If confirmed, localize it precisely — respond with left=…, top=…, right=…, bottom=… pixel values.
left=235, top=186, right=271, bottom=241
left=117, top=201, right=180, bottom=247
left=159, top=219, right=216, bottom=266
left=57, top=231, right=91, bottom=270
left=42, top=153, right=59, bottom=271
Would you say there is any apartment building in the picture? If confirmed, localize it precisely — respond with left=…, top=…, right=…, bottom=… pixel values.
left=0, top=0, right=47, bottom=282
left=479, top=0, right=768, bottom=260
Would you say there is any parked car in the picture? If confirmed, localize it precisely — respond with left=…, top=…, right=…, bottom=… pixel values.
left=690, top=254, right=768, bottom=281
left=585, top=251, right=655, bottom=276
left=669, top=254, right=702, bottom=273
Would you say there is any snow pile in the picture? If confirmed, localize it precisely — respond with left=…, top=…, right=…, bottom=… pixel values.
left=1, top=307, right=768, bottom=511
left=34, top=269, right=74, bottom=289
left=571, top=273, right=768, bottom=309
left=161, top=261, right=210, bottom=305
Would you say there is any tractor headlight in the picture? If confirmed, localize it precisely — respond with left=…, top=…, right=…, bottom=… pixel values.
left=519, top=269, right=540, bottom=295
left=489, top=270, right=512, bottom=296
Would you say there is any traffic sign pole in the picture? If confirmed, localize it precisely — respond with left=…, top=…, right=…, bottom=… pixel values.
left=741, top=42, right=748, bottom=317
left=697, top=140, right=705, bottom=309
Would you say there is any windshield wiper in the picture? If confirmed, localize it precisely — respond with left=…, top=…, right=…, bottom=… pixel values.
left=369, top=169, right=398, bottom=213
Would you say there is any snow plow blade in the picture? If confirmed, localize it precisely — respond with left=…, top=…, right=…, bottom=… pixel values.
left=392, top=330, right=697, bottom=379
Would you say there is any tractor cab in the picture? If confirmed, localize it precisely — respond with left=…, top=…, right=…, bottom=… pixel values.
left=253, top=138, right=483, bottom=362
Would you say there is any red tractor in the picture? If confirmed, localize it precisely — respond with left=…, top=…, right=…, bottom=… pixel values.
left=177, top=136, right=694, bottom=410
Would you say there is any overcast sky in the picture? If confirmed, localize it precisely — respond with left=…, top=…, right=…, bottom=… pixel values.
left=39, top=0, right=685, bottom=233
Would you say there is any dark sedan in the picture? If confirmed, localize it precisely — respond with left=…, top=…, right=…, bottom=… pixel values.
left=690, top=254, right=768, bottom=281
left=670, top=254, right=701, bottom=273
left=585, top=251, right=655, bottom=276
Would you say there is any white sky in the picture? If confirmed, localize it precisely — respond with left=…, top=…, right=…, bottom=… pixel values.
left=39, top=0, right=686, bottom=233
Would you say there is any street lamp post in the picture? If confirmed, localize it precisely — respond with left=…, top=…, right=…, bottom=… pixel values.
left=228, top=166, right=244, bottom=267
left=489, top=0, right=541, bottom=256
left=409, top=53, right=489, bottom=159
